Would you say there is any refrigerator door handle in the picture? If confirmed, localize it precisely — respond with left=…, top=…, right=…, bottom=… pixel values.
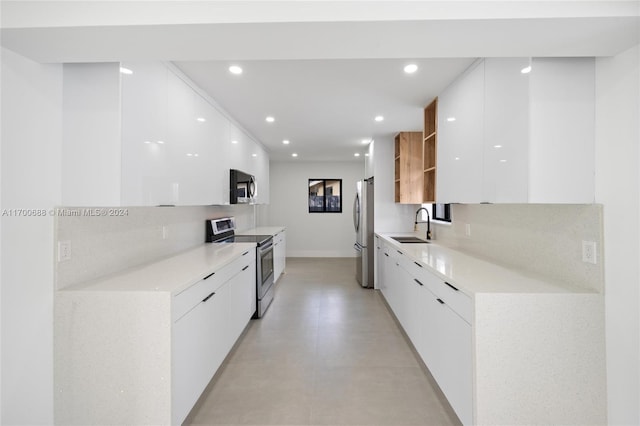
left=354, top=243, right=362, bottom=252
left=353, top=192, right=360, bottom=233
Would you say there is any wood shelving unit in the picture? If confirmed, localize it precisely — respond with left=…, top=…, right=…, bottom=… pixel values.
left=423, top=98, right=438, bottom=203
left=394, top=131, right=424, bottom=204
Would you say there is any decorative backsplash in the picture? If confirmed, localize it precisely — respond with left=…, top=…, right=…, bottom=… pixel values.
left=427, top=204, right=604, bottom=292
left=55, top=204, right=262, bottom=290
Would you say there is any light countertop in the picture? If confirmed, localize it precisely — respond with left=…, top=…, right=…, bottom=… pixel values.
left=59, top=243, right=256, bottom=294
left=377, top=232, right=593, bottom=295
left=239, top=226, right=285, bottom=236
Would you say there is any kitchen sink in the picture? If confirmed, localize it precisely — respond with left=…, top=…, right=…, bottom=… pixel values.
left=390, top=236, right=430, bottom=244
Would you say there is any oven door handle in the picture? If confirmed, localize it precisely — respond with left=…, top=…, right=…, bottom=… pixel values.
left=259, top=240, right=274, bottom=252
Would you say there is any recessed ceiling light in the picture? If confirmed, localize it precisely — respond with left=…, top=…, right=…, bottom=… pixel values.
left=194, top=153, right=199, bottom=157
left=455, top=157, right=460, bottom=160
left=196, top=117, right=206, bottom=122
left=500, top=159, right=507, bottom=162
left=447, top=117, right=456, bottom=122
left=119, top=67, right=133, bottom=75
left=374, top=115, right=384, bottom=122
left=231, top=140, right=238, bottom=144
left=292, top=153, right=298, bottom=157
left=144, top=140, right=151, bottom=144
left=229, top=65, right=243, bottom=75
left=404, top=64, right=418, bottom=74
left=354, top=153, right=361, bottom=157
left=186, top=153, right=193, bottom=157
left=494, top=144, right=503, bottom=148
left=282, top=140, right=290, bottom=145
left=156, top=140, right=165, bottom=145
left=265, top=116, right=275, bottom=123
left=365, top=153, right=370, bottom=157
left=362, top=139, right=372, bottom=144
left=252, top=153, right=257, bottom=157
left=521, top=66, right=532, bottom=74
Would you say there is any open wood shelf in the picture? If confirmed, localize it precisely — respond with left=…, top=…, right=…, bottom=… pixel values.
left=394, top=132, right=424, bottom=204
left=423, top=98, right=438, bottom=202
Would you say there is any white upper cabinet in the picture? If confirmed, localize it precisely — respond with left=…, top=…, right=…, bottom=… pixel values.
left=437, top=60, right=485, bottom=204
left=528, top=58, right=595, bottom=203
left=226, top=123, right=270, bottom=204
left=62, top=63, right=122, bottom=206
left=193, top=95, right=229, bottom=205
left=120, top=62, right=173, bottom=206
left=436, top=57, right=595, bottom=204
left=252, top=142, right=270, bottom=204
left=69, top=61, right=269, bottom=206
left=482, top=58, right=530, bottom=203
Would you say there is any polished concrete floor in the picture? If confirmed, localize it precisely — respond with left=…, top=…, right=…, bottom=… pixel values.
left=185, top=257, right=461, bottom=426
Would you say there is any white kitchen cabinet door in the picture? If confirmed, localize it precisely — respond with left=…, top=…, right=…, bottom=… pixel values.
left=198, top=98, right=230, bottom=205
left=381, top=245, right=397, bottom=310
left=374, top=236, right=382, bottom=290
left=167, top=70, right=201, bottom=205
left=528, top=57, right=595, bottom=203
left=387, top=247, right=404, bottom=324
left=483, top=58, right=530, bottom=203
left=251, top=141, right=270, bottom=204
left=404, top=272, right=425, bottom=352
left=62, top=63, right=122, bottom=206
left=227, top=125, right=253, bottom=175
left=227, top=260, right=256, bottom=341
left=378, top=244, right=390, bottom=297
left=437, top=60, right=484, bottom=204
left=274, top=231, right=286, bottom=283
left=121, top=62, right=174, bottom=206
left=172, top=297, right=213, bottom=425
left=421, top=284, right=473, bottom=426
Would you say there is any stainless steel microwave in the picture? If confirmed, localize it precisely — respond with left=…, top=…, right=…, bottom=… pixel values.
left=230, top=169, right=256, bottom=204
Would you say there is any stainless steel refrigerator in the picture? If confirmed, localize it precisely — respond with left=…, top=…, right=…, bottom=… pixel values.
left=353, top=177, right=374, bottom=288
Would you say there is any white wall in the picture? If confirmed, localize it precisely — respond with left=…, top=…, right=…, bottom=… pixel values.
left=595, top=43, right=640, bottom=426
left=371, top=136, right=422, bottom=233
left=1, top=48, right=62, bottom=425
left=267, top=161, right=363, bottom=257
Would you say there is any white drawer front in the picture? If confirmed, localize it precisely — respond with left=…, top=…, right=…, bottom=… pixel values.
left=405, top=258, right=472, bottom=325
left=172, top=250, right=253, bottom=321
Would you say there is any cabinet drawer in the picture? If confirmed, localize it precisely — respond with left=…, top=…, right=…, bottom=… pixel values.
left=431, top=279, right=472, bottom=325
left=173, top=249, right=253, bottom=321
left=405, top=258, right=472, bottom=325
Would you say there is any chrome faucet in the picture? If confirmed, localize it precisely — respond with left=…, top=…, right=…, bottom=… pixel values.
left=415, top=207, right=432, bottom=240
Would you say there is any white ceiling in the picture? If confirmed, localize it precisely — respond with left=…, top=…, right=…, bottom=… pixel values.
left=2, top=1, right=638, bottom=162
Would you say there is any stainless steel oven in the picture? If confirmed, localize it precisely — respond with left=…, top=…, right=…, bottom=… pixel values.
left=255, top=238, right=274, bottom=317
left=206, top=217, right=275, bottom=318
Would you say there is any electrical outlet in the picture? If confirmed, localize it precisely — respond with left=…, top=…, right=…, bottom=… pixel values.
left=582, top=241, right=597, bottom=264
left=58, top=241, right=71, bottom=262
left=465, top=223, right=472, bottom=237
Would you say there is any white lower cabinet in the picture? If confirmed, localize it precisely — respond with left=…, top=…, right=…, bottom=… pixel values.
left=172, top=251, right=255, bottom=425
left=420, top=284, right=472, bottom=426
left=273, top=230, right=286, bottom=283
left=172, top=285, right=227, bottom=425
left=376, top=236, right=606, bottom=426
left=55, top=248, right=256, bottom=426
left=395, top=255, right=473, bottom=425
